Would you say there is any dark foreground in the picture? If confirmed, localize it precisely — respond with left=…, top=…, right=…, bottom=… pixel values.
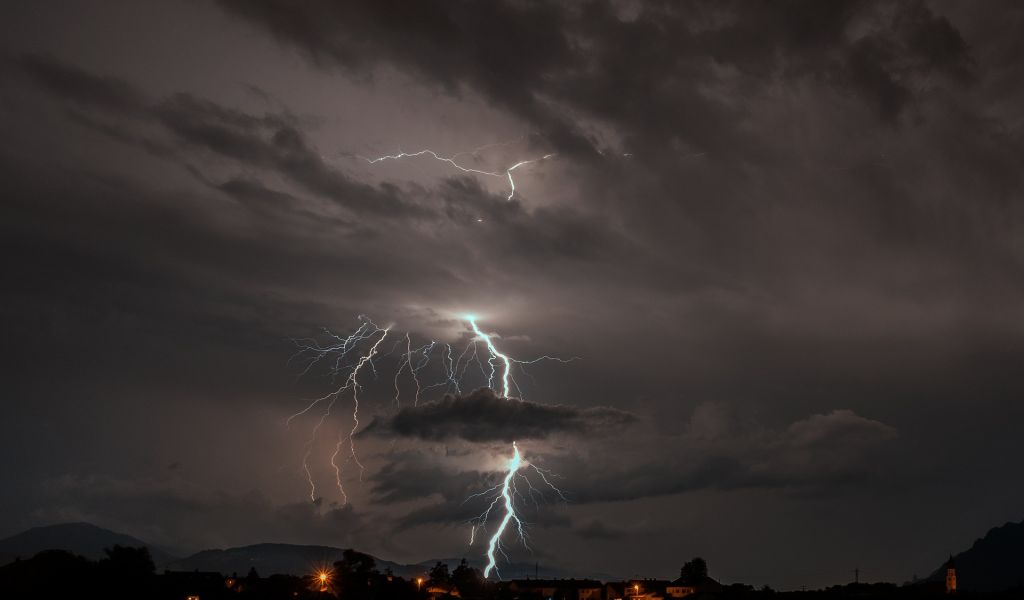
left=2, top=546, right=1021, bottom=600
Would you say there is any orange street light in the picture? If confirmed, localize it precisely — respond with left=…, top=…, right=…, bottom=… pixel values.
left=316, top=570, right=330, bottom=592
left=417, top=577, right=424, bottom=590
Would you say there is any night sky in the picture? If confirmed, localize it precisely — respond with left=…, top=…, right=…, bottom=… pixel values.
left=3, top=0, right=1024, bottom=591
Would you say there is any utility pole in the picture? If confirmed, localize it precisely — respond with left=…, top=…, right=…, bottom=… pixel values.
left=854, top=568, right=860, bottom=584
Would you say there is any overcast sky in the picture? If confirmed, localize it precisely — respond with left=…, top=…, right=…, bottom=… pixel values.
left=3, top=0, right=1024, bottom=590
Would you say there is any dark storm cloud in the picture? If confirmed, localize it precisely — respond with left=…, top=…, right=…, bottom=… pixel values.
left=435, top=176, right=627, bottom=263
left=204, top=0, right=1024, bottom=317
left=528, top=406, right=899, bottom=504
left=364, top=404, right=897, bottom=532
left=214, top=0, right=585, bottom=146
left=369, top=456, right=488, bottom=506
left=17, top=53, right=149, bottom=115
left=14, top=53, right=632, bottom=270
left=214, top=0, right=974, bottom=152
left=14, top=53, right=422, bottom=219
left=573, top=519, right=626, bottom=541
left=361, top=387, right=637, bottom=442
left=154, top=94, right=424, bottom=218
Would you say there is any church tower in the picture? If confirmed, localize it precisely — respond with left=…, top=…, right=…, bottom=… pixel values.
left=945, top=556, right=957, bottom=594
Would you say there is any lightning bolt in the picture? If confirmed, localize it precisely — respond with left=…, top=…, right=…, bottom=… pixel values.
left=361, top=148, right=555, bottom=201
left=466, top=315, right=513, bottom=398
left=455, top=316, right=571, bottom=579
left=287, top=318, right=389, bottom=504
left=483, top=441, right=524, bottom=579
left=503, top=156, right=555, bottom=202
left=342, top=327, right=390, bottom=483
left=288, top=313, right=573, bottom=539
left=466, top=440, right=569, bottom=579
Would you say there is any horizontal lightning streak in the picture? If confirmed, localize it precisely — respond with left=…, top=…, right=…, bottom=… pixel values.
left=360, top=148, right=555, bottom=201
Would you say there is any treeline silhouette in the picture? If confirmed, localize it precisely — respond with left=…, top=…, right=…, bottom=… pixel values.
left=0, top=545, right=492, bottom=600
left=2, top=545, right=1023, bottom=600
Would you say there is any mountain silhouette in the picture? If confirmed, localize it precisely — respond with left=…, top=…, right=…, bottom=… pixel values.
left=0, top=522, right=610, bottom=580
left=165, top=545, right=602, bottom=580
left=0, top=522, right=176, bottom=566
left=165, top=543, right=419, bottom=577
left=924, top=519, right=1024, bottom=592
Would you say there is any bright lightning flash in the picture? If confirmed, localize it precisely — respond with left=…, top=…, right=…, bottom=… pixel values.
left=467, top=316, right=512, bottom=398
left=287, top=314, right=571, bottom=577
left=457, top=317, right=571, bottom=579
left=484, top=441, right=523, bottom=579
left=466, top=440, right=569, bottom=580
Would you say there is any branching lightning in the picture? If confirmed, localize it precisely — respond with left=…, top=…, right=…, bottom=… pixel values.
left=288, top=314, right=571, bottom=575
left=466, top=316, right=513, bottom=398
left=462, top=439, right=569, bottom=580
left=288, top=316, right=390, bottom=503
left=483, top=441, right=524, bottom=579
left=456, top=317, right=571, bottom=579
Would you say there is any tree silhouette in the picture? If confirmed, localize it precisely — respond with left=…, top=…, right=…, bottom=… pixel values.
left=427, top=561, right=451, bottom=587
left=429, top=561, right=450, bottom=585
left=100, top=545, right=155, bottom=576
left=679, top=557, right=708, bottom=583
left=333, top=549, right=381, bottom=600
left=336, top=549, right=379, bottom=580
left=97, top=545, right=156, bottom=600
left=452, top=558, right=483, bottom=597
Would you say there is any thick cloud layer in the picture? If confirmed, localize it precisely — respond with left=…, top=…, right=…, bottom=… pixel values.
left=362, top=387, right=637, bottom=442
left=366, top=404, right=898, bottom=516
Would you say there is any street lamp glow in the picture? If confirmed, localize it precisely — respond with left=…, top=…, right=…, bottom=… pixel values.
left=316, top=570, right=330, bottom=592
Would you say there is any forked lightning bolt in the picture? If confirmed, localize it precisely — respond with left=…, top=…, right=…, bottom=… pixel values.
left=484, top=441, right=524, bottom=579
left=467, top=315, right=512, bottom=397
left=337, top=327, right=390, bottom=486
left=287, top=317, right=389, bottom=504
left=465, top=315, right=578, bottom=400
left=457, top=317, right=571, bottom=579
left=465, top=439, right=570, bottom=579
